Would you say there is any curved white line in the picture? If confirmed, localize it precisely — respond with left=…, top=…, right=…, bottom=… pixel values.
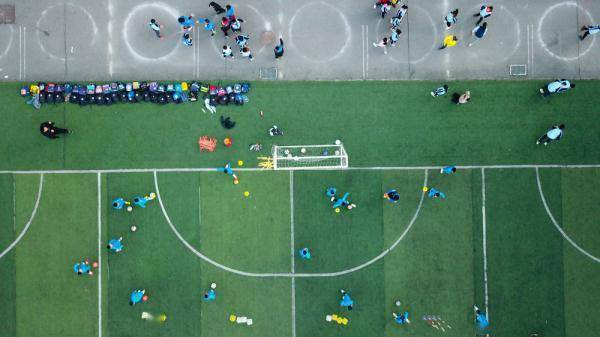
left=154, top=169, right=428, bottom=277
left=535, top=168, right=600, bottom=263
left=0, top=174, right=44, bottom=259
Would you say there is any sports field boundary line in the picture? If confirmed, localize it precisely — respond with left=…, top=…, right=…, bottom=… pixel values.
left=97, top=173, right=102, bottom=337
left=0, top=174, right=44, bottom=259
left=154, top=169, right=428, bottom=277
left=535, top=167, right=600, bottom=263
left=481, top=168, right=489, bottom=320
left=1, top=164, right=600, bottom=175
left=289, top=171, right=296, bottom=337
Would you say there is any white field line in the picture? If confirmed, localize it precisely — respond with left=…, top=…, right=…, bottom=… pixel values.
left=97, top=173, right=102, bottom=337
left=1, top=164, right=600, bottom=175
left=0, top=174, right=43, bottom=259
left=12, top=176, right=16, bottom=232
left=198, top=186, right=202, bottom=227
left=289, top=171, right=296, bottom=337
left=535, top=168, right=600, bottom=263
left=154, top=169, right=428, bottom=277
left=481, top=168, right=489, bottom=320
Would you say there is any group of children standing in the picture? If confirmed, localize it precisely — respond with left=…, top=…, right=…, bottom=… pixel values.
left=148, top=2, right=285, bottom=62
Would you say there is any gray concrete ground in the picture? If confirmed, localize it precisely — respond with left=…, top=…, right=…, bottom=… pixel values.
left=1, top=0, right=599, bottom=81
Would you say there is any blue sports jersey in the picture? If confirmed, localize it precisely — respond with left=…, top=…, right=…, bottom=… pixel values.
left=109, top=238, right=123, bottom=251
left=112, top=198, right=126, bottom=209
left=442, top=166, right=456, bottom=174
left=340, top=293, right=353, bottom=307
left=130, top=290, right=144, bottom=304
left=476, top=313, right=489, bottom=329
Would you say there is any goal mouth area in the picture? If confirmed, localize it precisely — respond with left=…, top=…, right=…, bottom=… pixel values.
left=272, top=144, right=348, bottom=170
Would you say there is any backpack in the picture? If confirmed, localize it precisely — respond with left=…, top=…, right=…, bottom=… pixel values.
left=87, top=84, right=95, bottom=94
left=181, top=82, right=188, bottom=91
left=233, top=83, right=242, bottom=93
left=241, top=83, right=250, bottom=93
left=225, top=85, right=233, bottom=94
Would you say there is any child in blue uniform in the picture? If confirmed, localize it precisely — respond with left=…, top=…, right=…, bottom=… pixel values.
left=474, top=305, right=489, bottom=330
left=428, top=188, right=446, bottom=199
left=203, top=283, right=217, bottom=301
left=441, top=166, right=456, bottom=174
left=339, top=289, right=354, bottom=310
left=73, top=260, right=92, bottom=275
left=107, top=237, right=123, bottom=252
left=333, top=192, right=350, bottom=208
left=299, top=247, right=311, bottom=260
left=218, top=163, right=238, bottom=181
left=130, top=289, right=146, bottom=306
left=112, top=197, right=128, bottom=210
left=384, top=189, right=400, bottom=203
left=393, top=311, right=410, bottom=324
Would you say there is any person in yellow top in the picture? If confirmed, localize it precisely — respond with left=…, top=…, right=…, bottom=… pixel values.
left=439, top=35, right=458, bottom=49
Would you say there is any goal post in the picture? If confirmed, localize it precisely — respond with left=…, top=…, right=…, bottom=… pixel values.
left=272, top=144, right=348, bottom=170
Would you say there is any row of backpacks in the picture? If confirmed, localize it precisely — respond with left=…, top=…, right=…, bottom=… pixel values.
left=20, top=82, right=251, bottom=106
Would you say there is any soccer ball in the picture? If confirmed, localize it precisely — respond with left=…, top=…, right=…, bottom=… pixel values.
left=130, top=225, right=137, bottom=232
left=211, top=283, right=217, bottom=289
left=335, top=139, right=341, bottom=145
left=126, top=206, right=133, bottom=212
left=395, top=300, right=401, bottom=307
left=334, top=150, right=340, bottom=155
left=422, top=187, right=429, bottom=192
left=149, top=192, right=156, bottom=200
left=284, top=149, right=290, bottom=155
left=300, top=148, right=306, bottom=154
left=234, top=179, right=239, bottom=185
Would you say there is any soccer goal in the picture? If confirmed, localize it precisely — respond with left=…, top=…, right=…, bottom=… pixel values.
left=272, top=143, right=348, bottom=170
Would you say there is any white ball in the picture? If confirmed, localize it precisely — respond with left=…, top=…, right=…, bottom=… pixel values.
left=335, top=139, right=341, bottom=145
left=130, top=225, right=137, bottom=232
left=284, top=149, right=290, bottom=155
left=149, top=192, right=156, bottom=199
left=210, top=282, right=217, bottom=289
left=334, top=150, right=340, bottom=155
left=126, top=206, right=133, bottom=212
left=395, top=300, right=401, bottom=307
left=300, top=148, right=306, bottom=154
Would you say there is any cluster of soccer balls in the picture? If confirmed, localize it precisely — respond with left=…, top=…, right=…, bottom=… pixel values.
left=283, top=140, right=342, bottom=158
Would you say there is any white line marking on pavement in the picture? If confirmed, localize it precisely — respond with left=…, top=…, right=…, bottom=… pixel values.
left=362, top=25, right=365, bottom=79
left=527, top=24, right=531, bottom=70
left=2, top=164, right=600, bottom=175
left=0, top=174, right=44, bottom=260
left=23, top=26, right=26, bottom=79
left=530, top=24, right=535, bottom=76
left=537, top=1, right=595, bottom=62
left=154, top=170, right=427, bottom=277
left=0, top=25, right=14, bottom=60
left=18, top=25, right=21, bottom=80
left=289, top=171, right=296, bottom=337
left=481, top=168, right=489, bottom=320
left=97, top=173, right=102, bottom=337
left=535, top=168, right=600, bottom=263
left=366, top=24, right=369, bottom=77
left=108, top=0, right=114, bottom=77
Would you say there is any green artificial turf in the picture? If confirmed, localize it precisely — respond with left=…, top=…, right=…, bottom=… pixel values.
left=1, top=80, right=600, bottom=337
left=1, top=80, right=599, bottom=171
left=486, top=169, right=566, bottom=337
left=15, top=174, right=98, bottom=337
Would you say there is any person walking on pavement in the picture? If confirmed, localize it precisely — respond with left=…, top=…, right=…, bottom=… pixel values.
left=444, top=9, right=459, bottom=30
left=240, top=47, right=253, bottom=61
left=200, top=18, right=216, bottom=37
left=390, top=29, right=402, bottom=47
left=580, top=24, right=600, bottom=40
left=148, top=19, right=164, bottom=39
left=473, top=5, right=493, bottom=25
left=390, top=5, right=408, bottom=29
left=40, top=121, right=71, bottom=139
left=274, top=38, right=284, bottom=58
left=222, top=45, right=234, bottom=58
left=220, top=17, right=231, bottom=37
left=439, top=35, right=458, bottom=49
left=536, top=124, right=564, bottom=146
left=373, top=37, right=389, bottom=54
left=468, top=22, right=488, bottom=47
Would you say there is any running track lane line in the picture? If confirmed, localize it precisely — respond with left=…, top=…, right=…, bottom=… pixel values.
left=153, top=169, right=428, bottom=277
left=2, top=164, right=600, bottom=174
left=535, top=167, right=600, bottom=263
left=0, top=174, right=44, bottom=259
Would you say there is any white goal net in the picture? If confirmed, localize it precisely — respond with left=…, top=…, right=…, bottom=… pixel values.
left=272, top=144, right=348, bottom=170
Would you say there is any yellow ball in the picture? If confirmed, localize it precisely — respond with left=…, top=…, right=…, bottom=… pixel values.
left=238, top=160, right=244, bottom=166
left=422, top=186, right=429, bottom=192
left=244, top=191, right=250, bottom=197
left=335, top=208, right=340, bottom=213
left=234, top=179, right=239, bottom=185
